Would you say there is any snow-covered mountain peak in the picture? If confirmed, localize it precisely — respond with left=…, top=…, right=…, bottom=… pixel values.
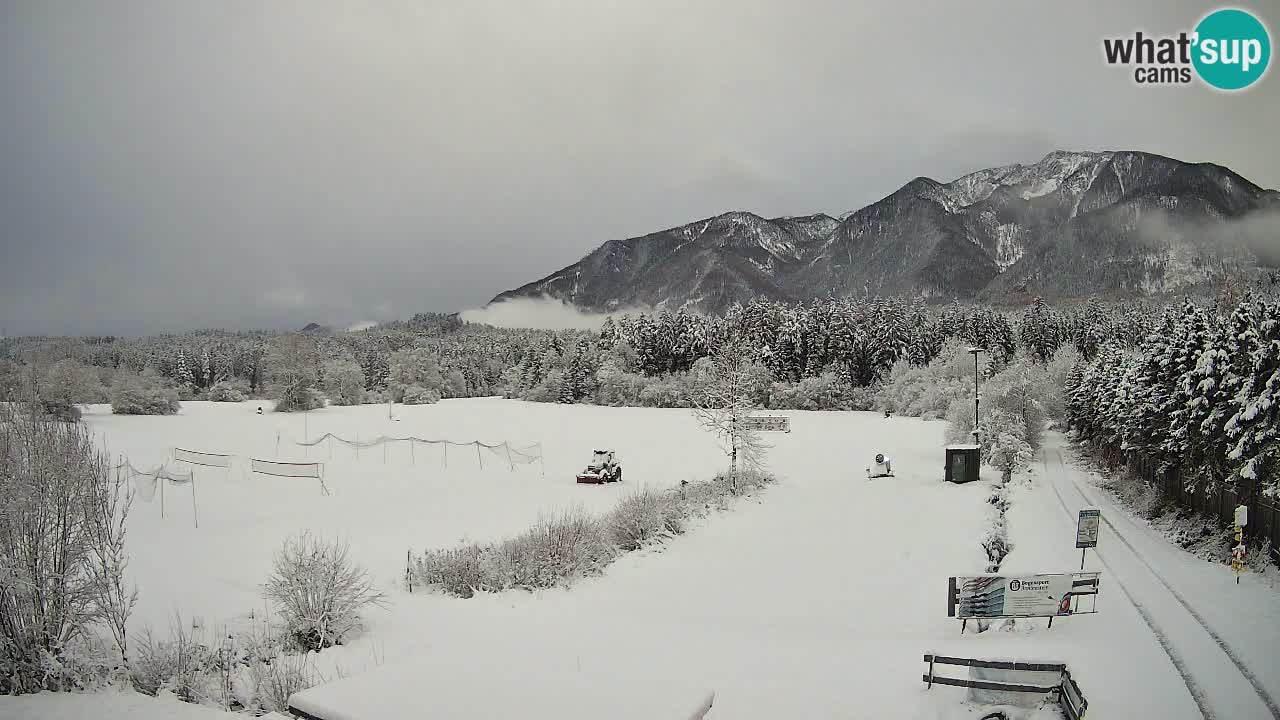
left=493, top=150, right=1275, bottom=313
left=940, top=151, right=1113, bottom=207
left=706, top=211, right=800, bottom=260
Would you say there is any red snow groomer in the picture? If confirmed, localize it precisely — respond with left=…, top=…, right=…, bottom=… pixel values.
left=576, top=449, right=623, bottom=484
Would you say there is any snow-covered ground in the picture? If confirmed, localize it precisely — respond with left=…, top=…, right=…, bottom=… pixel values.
left=6, top=402, right=1279, bottom=719
left=79, top=399, right=728, bottom=629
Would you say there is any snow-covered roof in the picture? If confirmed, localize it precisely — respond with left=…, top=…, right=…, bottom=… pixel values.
left=945, top=444, right=981, bottom=450
left=287, top=652, right=714, bottom=720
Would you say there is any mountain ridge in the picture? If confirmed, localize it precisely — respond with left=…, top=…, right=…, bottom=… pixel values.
left=492, top=150, right=1280, bottom=312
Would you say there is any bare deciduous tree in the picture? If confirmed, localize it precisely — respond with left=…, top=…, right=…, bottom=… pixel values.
left=265, top=334, right=322, bottom=412
left=689, top=344, right=770, bottom=494
left=0, top=402, right=137, bottom=693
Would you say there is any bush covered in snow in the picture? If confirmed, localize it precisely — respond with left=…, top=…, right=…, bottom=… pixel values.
left=768, top=372, right=859, bottom=410
left=608, top=487, right=687, bottom=550
left=389, top=348, right=447, bottom=404
left=0, top=404, right=135, bottom=693
left=637, top=375, right=694, bottom=408
left=110, top=371, right=181, bottom=415
left=979, top=409, right=1035, bottom=483
left=263, top=532, right=387, bottom=651
left=206, top=379, right=249, bottom=402
left=128, top=613, right=321, bottom=713
left=411, top=471, right=772, bottom=598
left=130, top=622, right=216, bottom=703
left=984, top=362, right=1048, bottom=451
left=877, top=340, right=978, bottom=419
left=944, top=396, right=978, bottom=444
left=38, top=359, right=107, bottom=419
left=321, top=359, right=365, bottom=406
left=400, top=384, right=442, bottom=405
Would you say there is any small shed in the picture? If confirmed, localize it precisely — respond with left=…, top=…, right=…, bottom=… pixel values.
left=945, top=444, right=981, bottom=484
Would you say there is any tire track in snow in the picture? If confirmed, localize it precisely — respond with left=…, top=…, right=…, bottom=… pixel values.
left=1039, top=452, right=1216, bottom=720
left=1051, top=450, right=1280, bottom=719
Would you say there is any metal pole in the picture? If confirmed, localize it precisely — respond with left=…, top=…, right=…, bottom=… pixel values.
left=973, top=352, right=980, bottom=432
left=191, top=472, right=199, bottom=529
left=1080, top=548, right=1086, bottom=570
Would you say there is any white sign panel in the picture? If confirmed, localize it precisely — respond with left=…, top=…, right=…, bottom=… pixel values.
left=950, top=573, right=1099, bottom=619
left=174, top=447, right=232, bottom=469
left=1235, top=505, right=1248, bottom=527
left=744, top=415, right=790, bottom=433
left=251, top=459, right=322, bottom=479
left=1076, top=508, right=1101, bottom=548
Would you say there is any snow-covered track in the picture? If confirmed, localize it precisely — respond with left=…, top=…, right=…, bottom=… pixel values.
left=1044, top=449, right=1280, bottom=720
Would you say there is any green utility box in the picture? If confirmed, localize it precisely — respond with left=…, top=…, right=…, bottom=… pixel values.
left=945, top=444, right=981, bottom=484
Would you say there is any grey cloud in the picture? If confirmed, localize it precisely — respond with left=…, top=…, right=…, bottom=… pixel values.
left=1, top=0, right=1276, bottom=336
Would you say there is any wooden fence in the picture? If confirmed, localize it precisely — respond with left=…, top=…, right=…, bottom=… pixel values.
left=922, top=654, right=1087, bottom=720
left=1126, top=453, right=1280, bottom=564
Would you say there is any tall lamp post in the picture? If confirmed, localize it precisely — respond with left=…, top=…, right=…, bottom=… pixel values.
left=967, top=347, right=984, bottom=443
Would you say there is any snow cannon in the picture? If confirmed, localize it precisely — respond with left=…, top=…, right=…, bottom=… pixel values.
left=576, top=449, right=622, bottom=484
left=866, top=453, right=894, bottom=479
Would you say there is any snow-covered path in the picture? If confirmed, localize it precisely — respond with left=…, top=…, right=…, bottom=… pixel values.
left=1035, top=436, right=1280, bottom=720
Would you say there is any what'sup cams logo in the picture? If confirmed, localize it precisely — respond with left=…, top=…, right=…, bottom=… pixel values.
left=1103, top=8, right=1271, bottom=90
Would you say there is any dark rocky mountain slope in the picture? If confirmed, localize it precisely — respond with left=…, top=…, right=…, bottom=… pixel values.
left=492, top=151, right=1280, bottom=312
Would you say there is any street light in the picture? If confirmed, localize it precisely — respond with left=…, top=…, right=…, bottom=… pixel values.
left=967, top=347, right=984, bottom=443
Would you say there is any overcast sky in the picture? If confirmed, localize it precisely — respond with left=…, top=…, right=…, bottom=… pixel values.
left=2, top=1, right=1276, bottom=336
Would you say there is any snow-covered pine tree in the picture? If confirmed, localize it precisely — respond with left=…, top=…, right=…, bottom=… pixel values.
left=1064, top=360, right=1087, bottom=432
left=1165, top=310, right=1228, bottom=491
left=598, top=316, right=618, bottom=352
left=174, top=349, right=196, bottom=391
left=199, top=347, right=212, bottom=389
left=1225, top=300, right=1280, bottom=498
left=1020, top=297, right=1058, bottom=364
left=1151, top=301, right=1210, bottom=464
left=1075, top=296, right=1106, bottom=361
left=1214, top=295, right=1263, bottom=439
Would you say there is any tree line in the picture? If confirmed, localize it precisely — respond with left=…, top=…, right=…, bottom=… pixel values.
left=1067, top=294, right=1280, bottom=500
left=1, top=299, right=1164, bottom=415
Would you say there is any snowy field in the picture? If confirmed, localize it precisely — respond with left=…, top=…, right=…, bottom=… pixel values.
left=78, top=399, right=729, bottom=629
left=6, top=401, right=1279, bottom=719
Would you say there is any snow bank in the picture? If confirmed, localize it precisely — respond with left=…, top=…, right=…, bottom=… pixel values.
left=0, top=689, right=229, bottom=720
